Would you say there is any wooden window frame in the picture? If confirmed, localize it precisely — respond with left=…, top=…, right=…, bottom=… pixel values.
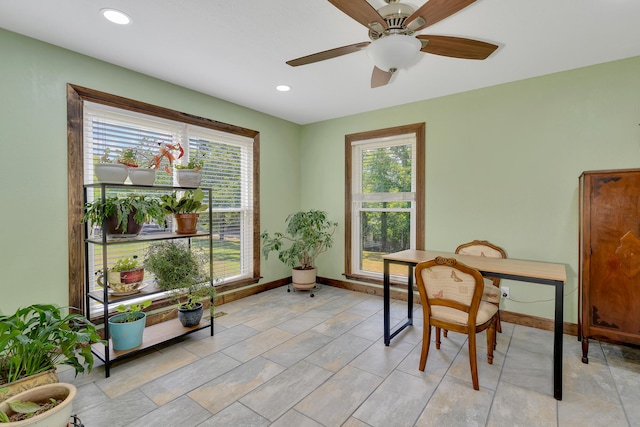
left=67, top=84, right=261, bottom=314
left=344, top=122, right=425, bottom=285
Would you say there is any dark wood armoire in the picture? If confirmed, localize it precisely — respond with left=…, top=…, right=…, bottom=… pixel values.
left=579, top=168, right=640, bottom=363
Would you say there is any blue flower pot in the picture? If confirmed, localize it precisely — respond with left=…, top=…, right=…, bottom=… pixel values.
left=108, top=312, right=146, bottom=351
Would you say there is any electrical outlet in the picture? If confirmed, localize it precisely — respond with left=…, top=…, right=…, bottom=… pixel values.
left=501, top=286, right=510, bottom=299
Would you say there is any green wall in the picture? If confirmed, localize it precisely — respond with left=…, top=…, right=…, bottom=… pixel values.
left=2, top=27, right=639, bottom=324
left=301, top=55, right=640, bottom=323
left=0, top=29, right=300, bottom=313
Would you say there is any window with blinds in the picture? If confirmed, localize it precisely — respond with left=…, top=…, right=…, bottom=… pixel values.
left=83, top=102, right=255, bottom=296
left=345, top=123, right=425, bottom=282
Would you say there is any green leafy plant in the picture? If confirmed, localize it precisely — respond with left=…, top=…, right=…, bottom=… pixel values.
left=261, top=209, right=338, bottom=269
left=82, top=194, right=166, bottom=233
left=174, top=146, right=208, bottom=171
left=160, top=189, right=208, bottom=215
left=112, top=300, right=152, bottom=323
left=0, top=304, right=104, bottom=385
left=118, top=138, right=184, bottom=173
left=111, top=256, right=140, bottom=272
left=145, top=241, right=214, bottom=315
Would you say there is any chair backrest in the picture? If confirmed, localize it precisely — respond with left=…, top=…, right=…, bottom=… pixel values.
left=455, top=240, right=506, bottom=287
left=415, top=257, right=485, bottom=327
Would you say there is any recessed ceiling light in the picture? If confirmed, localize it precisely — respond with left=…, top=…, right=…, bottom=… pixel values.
left=101, top=8, right=132, bottom=25
left=276, top=85, right=291, bottom=92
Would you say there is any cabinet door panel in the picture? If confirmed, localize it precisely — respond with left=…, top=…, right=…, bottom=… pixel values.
left=588, top=173, right=640, bottom=335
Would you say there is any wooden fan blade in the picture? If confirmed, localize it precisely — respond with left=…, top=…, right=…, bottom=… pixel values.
left=406, top=0, right=476, bottom=32
left=328, top=0, right=387, bottom=31
left=417, top=35, right=498, bottom=60
left=286, top=41, right=370, bottom=66
left=371, top=67, right=393, bottom=88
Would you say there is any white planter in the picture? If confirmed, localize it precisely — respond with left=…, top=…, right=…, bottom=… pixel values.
left=128, top=167, right=157, bottom=185
left=176, top=169, right=202, bottom=188
left=95, top=163, right=128, bottom=184
left=292, top=267, right=317, bottom=290
left=0, top=383, right=76, bottom=427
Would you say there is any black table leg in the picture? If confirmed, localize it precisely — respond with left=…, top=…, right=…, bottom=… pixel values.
left=553, top=280, right=564, bottom=400
left=384, top=259, right=391, bottom=345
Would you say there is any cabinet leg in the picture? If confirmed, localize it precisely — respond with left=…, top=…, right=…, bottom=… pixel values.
left=581, top=337, right=589, bottom=364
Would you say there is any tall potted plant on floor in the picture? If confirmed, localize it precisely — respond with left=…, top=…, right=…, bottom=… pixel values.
left=261, top=209, right=338, bottom=290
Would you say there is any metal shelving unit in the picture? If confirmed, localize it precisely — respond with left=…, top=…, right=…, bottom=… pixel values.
left=83, top=183, right=214, bottom=377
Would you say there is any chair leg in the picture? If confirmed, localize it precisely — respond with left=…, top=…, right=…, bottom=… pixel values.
left=487, top=321, right=495, bottom=365
left=443, top=329, right=448, bottom=338
left=468, top=332, right=479, bottom=390
left=435, top=327, right=441, bottom=349
left=419, top=324, right=431, bottom=371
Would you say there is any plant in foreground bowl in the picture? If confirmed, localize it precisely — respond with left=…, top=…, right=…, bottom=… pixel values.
left=82, top=194, right=166, bottom=235
left=0, top=304, right=103, bottom=388
left=261, top=209, right=338, bottom=289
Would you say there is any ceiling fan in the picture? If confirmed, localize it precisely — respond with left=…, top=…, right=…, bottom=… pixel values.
left=286, top=0, right=499, bottom=88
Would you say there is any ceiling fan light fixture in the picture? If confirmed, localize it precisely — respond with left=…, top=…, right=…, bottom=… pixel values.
left=366, top=34, right=421, bottom=72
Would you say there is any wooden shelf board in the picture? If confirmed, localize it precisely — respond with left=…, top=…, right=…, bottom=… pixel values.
left=91, top=317, right=211, bottom=361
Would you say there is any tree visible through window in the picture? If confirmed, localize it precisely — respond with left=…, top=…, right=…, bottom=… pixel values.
left=345, top=123, right=424, bottom=282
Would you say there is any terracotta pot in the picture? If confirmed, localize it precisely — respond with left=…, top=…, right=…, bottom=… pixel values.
left=174, top=213, right=199, bottom=234
left=0, top=383, right=76, bottom=427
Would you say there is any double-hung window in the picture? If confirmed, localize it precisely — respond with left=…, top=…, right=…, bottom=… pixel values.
left=345, top=123, right=425, bottom=282
left=67, top=85, right=260, bottom=314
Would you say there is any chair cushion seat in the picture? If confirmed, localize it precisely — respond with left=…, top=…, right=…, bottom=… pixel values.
left=431, top=301, right=499, bottom=326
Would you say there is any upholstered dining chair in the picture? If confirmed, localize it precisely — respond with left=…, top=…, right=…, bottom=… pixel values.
left=415, top=257, right=498, bottom=391
left=455, top=240, right=507, bottom=335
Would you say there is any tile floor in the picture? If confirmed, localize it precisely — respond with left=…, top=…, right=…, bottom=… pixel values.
left=60, top=285, right=640, bottom=426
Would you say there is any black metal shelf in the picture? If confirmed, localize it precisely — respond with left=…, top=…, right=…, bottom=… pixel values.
left=83, top=183, right=214, bottom=377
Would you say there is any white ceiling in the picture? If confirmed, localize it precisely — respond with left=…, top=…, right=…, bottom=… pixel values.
left=1, top=0, right=639, bottom=125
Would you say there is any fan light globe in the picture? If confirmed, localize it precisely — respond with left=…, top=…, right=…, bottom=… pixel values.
left=367, top=35, right=421, bottom=72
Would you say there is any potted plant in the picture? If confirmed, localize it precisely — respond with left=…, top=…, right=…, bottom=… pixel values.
left=261, top=209, right=338, bottom=290
left=144, top=241, right=213, bottom=327
left=96, top=256, right=145, bottom=295
left=0, top=382, right=77, bottom=426
left=82, top=194, right=166, bottom=236
left=160, top=188, right=208, bottom=234
left=174, top=146, right=208, bottom=188
left=122, top=139, right=184, bottom=185
left=0, top=304, right=103, bottom=401
left=107, top=300, right=151, bottom=351
left=94, top=148, right=128, bottom=184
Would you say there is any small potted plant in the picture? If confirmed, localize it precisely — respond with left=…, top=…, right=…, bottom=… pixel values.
left=174, top=146, right=208, bottom=188
left=160, top=188, right=208, bottom=234
left=0, top=304, right=103, bottom=401
left=82, top=194, right=166, bottom=236
left=124, top=139, right=184, bottom=185
left=96, top=256, right=145, bottom=295
left=144, top=241, right=213, bottom=327
left=94, top=147, right=128, bottom=184
left=107, top=300, right=152, bottom=351
left=261, top=209, right=338, bottom=290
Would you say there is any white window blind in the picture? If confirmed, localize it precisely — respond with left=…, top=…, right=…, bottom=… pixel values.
left=83, top=103, right=254, bottom=299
